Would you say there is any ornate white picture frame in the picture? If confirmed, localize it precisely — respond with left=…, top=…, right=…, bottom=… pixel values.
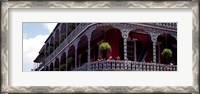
left=1, top=1, right=199, bottom=93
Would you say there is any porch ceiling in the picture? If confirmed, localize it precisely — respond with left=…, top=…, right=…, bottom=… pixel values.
left=91, top=26, right=113, bottom=41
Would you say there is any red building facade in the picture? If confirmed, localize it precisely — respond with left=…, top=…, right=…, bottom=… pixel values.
left=34, top=23, right=177, bottom=71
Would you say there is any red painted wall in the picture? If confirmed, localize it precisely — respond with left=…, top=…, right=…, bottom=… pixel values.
left=145, top=45, right=153, bottom=62
left=129, top=32, right=153, bottom=62
left=106, top=29, right=121, bottom=59
left=129, top=33, right=150, bottom=48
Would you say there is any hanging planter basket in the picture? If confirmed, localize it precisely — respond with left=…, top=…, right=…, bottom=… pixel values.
left=67, top=57, right=74, bottom=64
left=161, top=48, right=172, bottom=58
left=60, top=64, right=66, bottom=71
left=60, top=33, right=66, bottom=43
left=54, top=40, right=59, bottom=45
left=53, top=68, right=59, bottom=71
left=99, top=42, right=112, bottom=51
left=99, top=42, right=112, bottom=59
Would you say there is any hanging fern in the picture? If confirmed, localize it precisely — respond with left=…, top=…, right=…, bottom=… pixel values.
left=67, top=57, right=74, bottom=64
left=60, top=33, right=66, bottom=43
left=60, top=64, right=66, bottom=70
left=53, top=68, right=59, bottom=71
left=48, top=46, right=54, bottom=52
left=54, top=40, right=59, bottom=45
left=161, top=48, right=172, bottom=58
left=99, top=42, right=112, bottom=51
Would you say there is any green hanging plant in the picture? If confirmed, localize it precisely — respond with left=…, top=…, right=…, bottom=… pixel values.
left=48, top=46, right=54, bottom=52
left=60, top=33, right=66, bottom=42
left=99, top=42, right=112, bottom=51
left=161, top=48, right=172, bottom=58
left=53, top=68, right=59, bottom=71
left=67, top=57, right=74, bottom=64
left=60, top=64, right=66, bottom=71
left=54, top=40, right=59, bottom=45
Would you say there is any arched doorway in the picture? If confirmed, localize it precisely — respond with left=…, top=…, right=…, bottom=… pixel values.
left=60, top=23, right=66, bottom=43
left=67, top=45, right=75, bottom=71
left=157, top=33, right=177, bottom=65
left=128, top=29, right=152, bottom=62
left=54, top=29, right=59, bottom=49
left=90, top=26, right=122, bottom=60
left=46, top=43, right=49, bottom=57
left=54, top=58, right=59, bottom=71
left=60, top=52, right=66, bottom=71
left=45, top=66, right=49, bottom=71
left=49, top=37, right=54, bottom=54
left=77, top=35, right=88, bottom=67
left=50, top=62, right=53, bottom=71
left=67, top=23, right=76, bottom=36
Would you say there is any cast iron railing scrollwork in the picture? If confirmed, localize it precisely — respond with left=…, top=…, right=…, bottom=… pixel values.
left=144, top=23, right=177, bottom=29
left=75, top=60, right=177, bottom=71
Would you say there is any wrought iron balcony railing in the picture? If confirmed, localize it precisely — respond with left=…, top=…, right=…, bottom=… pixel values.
left=35, top=62, right=45, bottom=71
left=76, top=60, right=177, bottom=71
left=143, top=23, right=177, bottom=29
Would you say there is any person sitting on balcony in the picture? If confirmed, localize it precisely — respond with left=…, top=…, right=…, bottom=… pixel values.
left=116, top=56, right=120, bottom=60
left=97, top=56, right=102, bottom=62
left=107, top=56, right=111, bottom=60
left=107, top=56, right=114, bottom=62
left=170, top=62, right=174, bottom=65
left=115, top=56, right=120, bottom=63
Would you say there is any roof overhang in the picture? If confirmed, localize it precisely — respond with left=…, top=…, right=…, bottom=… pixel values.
left=33, top=54, right=43, bottom=63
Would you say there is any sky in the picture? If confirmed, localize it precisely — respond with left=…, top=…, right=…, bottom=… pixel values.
left=23, top=23, right=57, bottom=72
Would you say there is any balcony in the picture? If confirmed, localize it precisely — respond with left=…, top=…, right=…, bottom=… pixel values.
left=75, top=60, right=177, bottom=71
left=35, top=62, right=45, bottom=71
left=44, top=23, right=177, bottom=65
left=41, top=23, right=177, bottom=71
left=45, top=23, right=91, bottom=63
left=142, top=23, right=177, bottom=29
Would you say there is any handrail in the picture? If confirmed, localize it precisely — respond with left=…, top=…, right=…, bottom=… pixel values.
left=76, top=60, right=177, bottom=71
left=143, top=23, right=177, bottom=29
left=45, top=23, right=91, bottom=63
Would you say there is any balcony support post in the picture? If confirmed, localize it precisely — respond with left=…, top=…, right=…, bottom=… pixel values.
left=88, top=35, right=91, bottom=63
left=149, top=32, right=160, bottom=63
left=58, top=60, right=61, bottom=71
left=121, top=29, right=130, bottom=60
left=132, top=38, right=138, bottom=62
left=153, top=41, right=156, bottom=63
left=78, top=54, right=82, bottom=67
left=52, top=63, right=54, bottom=71
left=66, top=53, right=68, bottom=71
left=75, top=45, right=78, bottom=69
left=157, top=42, right=161, bottom=64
